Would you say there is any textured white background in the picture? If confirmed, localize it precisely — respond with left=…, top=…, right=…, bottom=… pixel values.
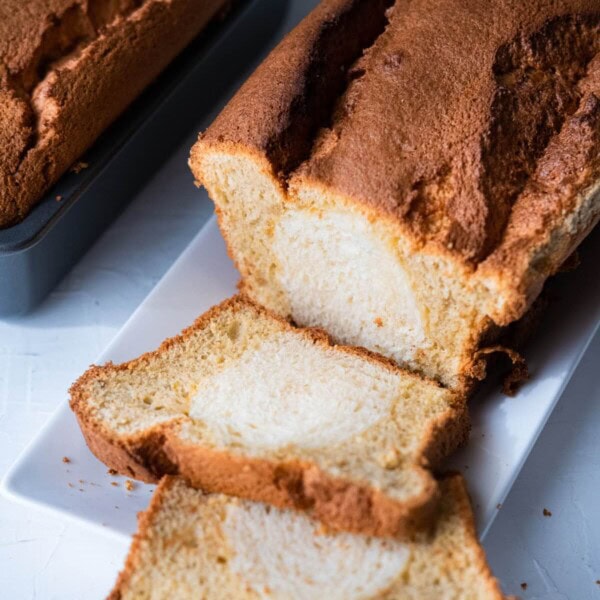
left=1, top=1, right=599, bottom=597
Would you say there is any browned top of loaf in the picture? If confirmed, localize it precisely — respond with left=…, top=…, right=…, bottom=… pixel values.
left=202, top=0, right=600, bottom=266
left=0, top=0, right=227, bottom=228
left=2, top=1, right=85, bottom=75
left=0, top=0, right=145, bottom=226
left=0, top=1, right=145, bottom=85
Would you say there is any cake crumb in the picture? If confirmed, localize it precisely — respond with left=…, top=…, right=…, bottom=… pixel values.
left=78, top=479, right=85, bottom=484
left=111, top=482, right=119, bottom=487
left=62, top=456, right=70, bottom=463
left=68, top=483, right=74, bottom=488
left=474, top=346, right=529, bottom=396
left=521, top=582, right=528, bottom=590
left=377, top=448, right=401, bottom=469
left=108, top=468, right=118, bottom=476
left=501, top=350, right=529, bottom=396
left=496, top=503, right=502, bottom=510
left=55, top=195, right=63, bottom=202
left=374, top=317, right=384, bottom=328
left=71, top=161, right=89, bottom=173
left=125, top=480, right=135, bottom=492
left=543, top=508, right=552, bottom=517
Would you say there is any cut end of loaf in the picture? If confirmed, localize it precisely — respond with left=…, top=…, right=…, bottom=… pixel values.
left=70, top=295, right=468, bottom=538
left=110, top=475, right=504, bottom=600
left=191, top=148, right=499, bottom=391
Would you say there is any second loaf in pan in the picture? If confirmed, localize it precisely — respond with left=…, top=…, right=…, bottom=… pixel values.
left=70, top=296, right=468, bottom=539
left=0, top=0, right=228, bottom=227
left=190, top=0, right=600, bottom=392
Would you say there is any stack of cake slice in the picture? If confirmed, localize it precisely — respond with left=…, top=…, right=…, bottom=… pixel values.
left=72, top=297, right=503, bottom=598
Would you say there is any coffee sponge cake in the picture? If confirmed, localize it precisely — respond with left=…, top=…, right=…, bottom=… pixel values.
left=109, top=475, right=504, bottom=599
left=0, top=0, right=228, bottom=227
left=71, top=296, right=468, bottom=539
left=190, top=0, right=600, bottom=391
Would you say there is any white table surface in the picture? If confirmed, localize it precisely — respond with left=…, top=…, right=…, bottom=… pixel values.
left=1, top=6, right=599, bottom=599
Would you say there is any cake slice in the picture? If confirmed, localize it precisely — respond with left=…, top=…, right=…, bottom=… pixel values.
left=190, top=0, right=600, bottom=392
left=71, top=296, right=467, bottom=538
left=109, top=475, right=504, bottom=599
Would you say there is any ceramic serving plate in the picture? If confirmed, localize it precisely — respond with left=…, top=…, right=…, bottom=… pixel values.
left=3, top=215, right=599, bottom=542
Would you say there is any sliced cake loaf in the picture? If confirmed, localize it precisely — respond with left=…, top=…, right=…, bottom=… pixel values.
left=109, top=474, right=504, bottom=600
left=71, top=296, right=468, bottom=538
left=190, top=0, right=600, bottom=392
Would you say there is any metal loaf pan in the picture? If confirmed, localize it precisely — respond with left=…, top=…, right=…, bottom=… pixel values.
left=0, top=0, right=287, bottom=316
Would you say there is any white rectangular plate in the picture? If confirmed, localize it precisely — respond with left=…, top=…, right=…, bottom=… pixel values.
left=2, top=217, right=599, bottom=543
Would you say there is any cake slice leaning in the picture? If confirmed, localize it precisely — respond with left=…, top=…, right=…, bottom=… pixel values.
left=70, top=296, right=468, bottom=538
left=109, top=475, right=504, bottom=600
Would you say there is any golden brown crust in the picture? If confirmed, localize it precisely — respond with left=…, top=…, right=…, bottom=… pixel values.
left=108, top=476, right=182, bottom=600
left=295, top=2, right=600, bottom=263
left=0, top=0, right=228, bottom=228
left=70, top=295, right=468, bottom=539
left=192, top=0, right=600, bottom=326
left=72, top=404, right=161, bottom=484
left=70, top=364, right=181, bottom=482
left=196, top=0, right=393, bottom=176
left=165, top=435, right=440, bottom=539
left=437, top=475, right=506, bottom=599
left=480, top=59, right=600, bottom=322
left=418, top=402, right=471, bottom=471
left=73, top=412, right=178, bottom=483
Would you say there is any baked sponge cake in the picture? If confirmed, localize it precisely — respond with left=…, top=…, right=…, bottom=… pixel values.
left=109, top=475, right=504, bottom=600
left=70, top=296, right=468, bottom=538
left=190, top=0, right=600, bottom=391
left=0, top=0, right=228, bottom=227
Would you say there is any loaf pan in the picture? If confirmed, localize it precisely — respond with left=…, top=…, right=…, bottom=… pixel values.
left=0, top=0, right=286, bottom=316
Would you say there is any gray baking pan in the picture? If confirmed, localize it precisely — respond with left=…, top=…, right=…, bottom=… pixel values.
left=0, top=0, right=288, bottom=316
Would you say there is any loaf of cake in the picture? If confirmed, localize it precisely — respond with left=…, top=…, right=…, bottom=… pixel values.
left=71, top=296, right=468, bottom=538
left=0, top=0, right=228, bottom=228
left=190, top=0, right=600, bottom=392
left=109, top=475, right=504, bottom=599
